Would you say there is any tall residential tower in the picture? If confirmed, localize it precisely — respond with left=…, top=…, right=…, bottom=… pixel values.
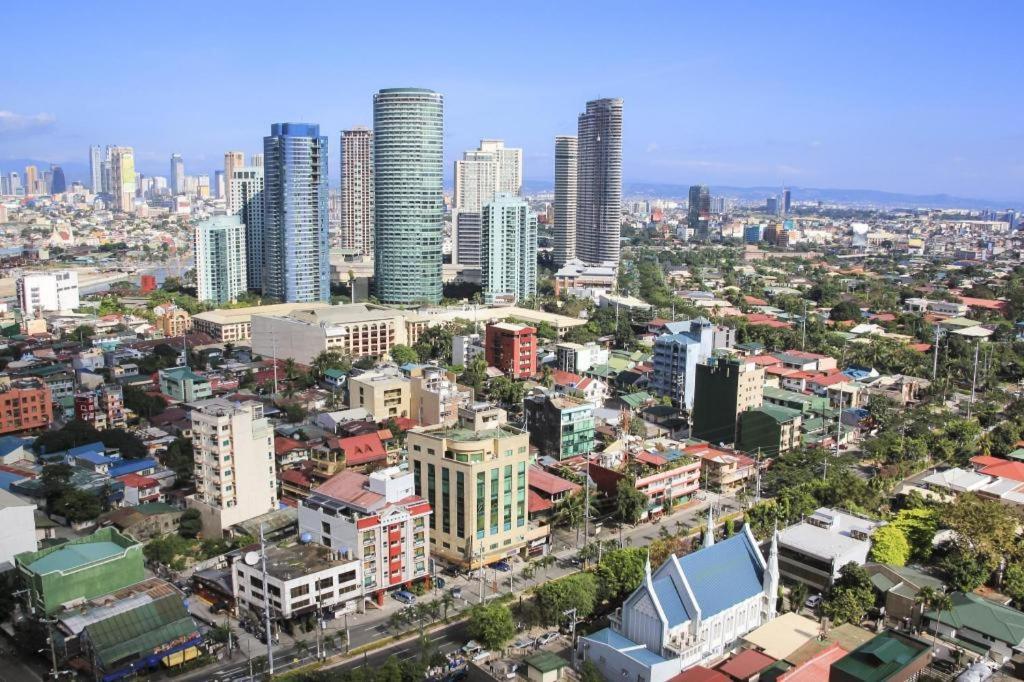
left=576, top=98, right=622, bottom=265
left=170, top=153, right=185, bottom=195
left=553, top=136, right=578, bottom=267
left=194, top=215, right=247, bottom=305
left=229, top=166, right=265, bottom=291
left=481, top=193, right=537, bottom=305
left=89, top=145, right=102, bottom=193
left=223, top=151, right=245, bottom=212
left=340, top=127, right=374, bottom=257
left=109, top=146, right=136, bottom=212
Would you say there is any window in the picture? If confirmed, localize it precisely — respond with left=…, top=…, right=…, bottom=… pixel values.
left=322, top=521, right=330, bottom=533
left=490, top=468, right=499, bottom=535
left=250, top=577, right=263, bottom=589
left=427, top=464, right=436, bottom=530
left=290, top=584, right=310, bottom=599
left=317, top=577, right=334, bottom=589
left=456, top=471, right=465, bottom=539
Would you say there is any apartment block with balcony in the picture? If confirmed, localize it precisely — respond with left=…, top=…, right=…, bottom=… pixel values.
left=0, top=379, right=52, bottom=434
left=188, top=399, right=277, bottom=537
left=651, top=319, right=734, bottom=409
left=74, top=385, right=126, bottom=431
left=485, top=322, right=536, bottom=379
left=408, top=365, right=473, bottom=426
left=524, top=392, right=595, bottom=460
left=298, top=466, right=431, bottom=605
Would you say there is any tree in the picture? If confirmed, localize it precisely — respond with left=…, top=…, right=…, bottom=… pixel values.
left=595, top=548, right=647, bottom=601
left=162, top=437, right=195, bottom=486
left=940, top=549, right=991, bottom=592
left=615, top=477, right=647, bottom=525
left=124, top=385, right=167, bottom=419
left=823, top=562, right=874, bottom=625
left=943, top=493, right=1019, bottom=563
left=890, top=507, right=939, bottom=562
left=868, top=524, right=911, bottom=566
left=489, top=377, right=526, bottom=410
left=310, top=350, right=352, bottom=378
left=533, top=573, right=598, bottom=625
left=414, top=325, right=454, bottom=364
left=554, top=491, right=594, bottom=544
left=580, top=660, right=604, bottom=682
left=178, top=508, right=203, bottom=538
left=53, top=489, right=102, bottom=523
left=789, top=582, right=809, bottom=613
left=390, top=344, right=419, bottom=366
left=1004, top=562, right=1024, bottom=605
left=829, top=300, right=862, bottom=322
left=467, top=602, right=515, bottom=650
left=460, top=356, right=488, bottom=393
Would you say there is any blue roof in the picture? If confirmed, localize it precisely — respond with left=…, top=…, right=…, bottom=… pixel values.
left=652, top=574, right=690, bottom=626
left=68, top=442, right=107, bottom=461
left=583, top=628, right=669, bottom=666
left=0, top=470, right=27, bottom=491
left=108, top=459, right=156, bottom=478
left=675, top=532, right=765, bottom=618
left=0, top=435, right=31, bottom=457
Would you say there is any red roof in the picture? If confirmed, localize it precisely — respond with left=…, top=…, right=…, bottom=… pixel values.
left=808, top=373, right=849, bottom=387
left=391, top=417, right=419, bottom=431
left=746, top=354, right=781, bottom=367
left=278, top=468, right=314, bottom=489
left=315, top=470, right=383, bottom=507
left=869, top=312, right=897, bottom=322
left=667, top=666, right=730, bottom=682
left=331, top=433, right=387, bottom=466
left=715, top=649, right=776, bottom=680
left=634, top=450, right=668, bottom=467
left=552, top=369, right=583, bottom=387
left=960, top=296, right=1007, bottom=312
left=908, top=343, right=932, bottom=353
left=117, top=473, right=158, bottom=489
left=274, top=436, right=306, bottom=456
left=979, top=460, right=1024, bottom=483
left=744, top=295, right=768, bottom=306
left=528, top=465, right=581, bottom=496
left=778, top=643, right=847, bottom=681
left=970, top=455, right=1006, bottom=468
left=528, top=489, right=554, bottom=514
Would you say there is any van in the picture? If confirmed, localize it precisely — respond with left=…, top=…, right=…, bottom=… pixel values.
left=393, top=590, right=417, bottom=604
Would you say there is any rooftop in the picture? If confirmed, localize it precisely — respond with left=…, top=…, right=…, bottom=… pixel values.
left=258, top=542, right=353, bottom=581
left=27, top=540, right=127, bottom=575
left=830, top=630, right=930, bottom=682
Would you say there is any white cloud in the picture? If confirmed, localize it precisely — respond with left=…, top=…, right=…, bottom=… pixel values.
left=646, top=143, right=659, bottom=153
left=0, top=111, right=56, bottom=135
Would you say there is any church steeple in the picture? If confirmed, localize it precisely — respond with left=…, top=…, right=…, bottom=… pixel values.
left=763, top=525, right=780, bottom=620
left=703, top=504, right=715, bottom=548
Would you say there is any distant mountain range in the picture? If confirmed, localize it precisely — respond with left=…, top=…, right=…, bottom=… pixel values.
left=4, top=157, right=1018, bottom=211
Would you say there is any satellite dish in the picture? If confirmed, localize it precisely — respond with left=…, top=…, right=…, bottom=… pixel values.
left=244, top=551, right=260, bottom=566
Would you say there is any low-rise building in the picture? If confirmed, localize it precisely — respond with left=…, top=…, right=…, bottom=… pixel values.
left=485, top=322, right=537, bottom=379
left=736, top=405, right=803, bottom=456
left=159, top=366, right=212, bottom=402
left=694, top=445, right=757, bottom=494
left=777, top=508, right=884, bottom=592
left=829, top=630, right=931, bottom=682
left=922, top=591, right=1024, bottom=665
left=347, top=367, right=411, bottom=420
left=408, top=365, right=473, bottom=426
left=192, top=301, right=333, bottom=342
left=0, top=378, right=52, bottom=434
left=0, top=488, right=37, bottom=570
left=251, top=304, right=411, bottom=364
left=74, top=385, right=126, bottom=430
left=156, top=307, right=192, bottom=337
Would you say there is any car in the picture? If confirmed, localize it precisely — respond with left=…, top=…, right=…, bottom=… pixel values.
left=804, top=594, right=823, bottom=609
left=443, top=565, right=461, bottom=577
left=491, top=560, right=512, bottom=572
left=209, top=600, right=230, bottom=614
left=450, top=587, right=463, bottom=599
left=434, top=577, right=446, bottom=590
left=393, top=590, right=417, bottom=604
left=535, top=631, right=559, bottom=646
left=513, top=637, right=535, bottom=649
left=472, top=650, right=491, bottom=662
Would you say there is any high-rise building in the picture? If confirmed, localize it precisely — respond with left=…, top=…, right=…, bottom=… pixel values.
left=7, top=172, right=20, bottom=195
left=455, top=212, right=482, bottom=267
left=262, top=122, right=329, bottom=303
left=169, top=153, right=184, bottom=195
left=524, top=393, right=595, bottom=460
left=109, top=146, right=136, bottom=211
left=691, top=355, right=764, bottom=444
left=485, top=322, right=537, bottom=379
left=250, top=153, right=263, bottom=168
left=101, top=145, right=113, bottom=194
left=454, top=139, right=522, bottom=212
left=194, top=215, right=247, bottom=304
left=372, top=88, right=444, bottom=304
left=229, top=166, right=265, bottom=291
left=766, top=196, right=779, bottom=215
left=652, top=319, right=736, bottom=409
left=481, top=193, right=537, bottom=305
left=187, top=398, right=277, bottom=537
left=688, top=185, right=711, bottom=239
left=24, top=166, right=38, bottom=196
left=214, top=170, right=225, bottom=200
left=340, top=127, right=374, bottom=256
left=553, top=136, right=578, bottom=267
left=50, top=166, right=66, bottom=194
left=223, top=151, right=244, bottom=212
left=781, top=188, right=792, bottom=216
left=0, top=176, right=9, bottom=196
left=576, top=98, right=622, bottom=265
left=89, top=145, right=102, bottom=193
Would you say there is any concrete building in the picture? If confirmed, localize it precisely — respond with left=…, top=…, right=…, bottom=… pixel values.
left=524, top=393, right=595, bottom=460
left=651, top=319, right=736, bottom=409
left=575, top=98, right=622, bottom=266
left=156, top=307, right=191, bottom=337
left=223, top=151, right=245, bottom=213
left=109, top=146, right=136, bottom=212
left=408, top=365, right=473, bottom=426
left=192, top=301, right=332, bottom=342
left=553, top=259, right=616, bottom=297
left=485, top=322, right=537, bottom=379
left=228, top=166, right=265, bottom=291
left=452, top=333, right=484, bottom=367
left=407, top=408, right=542, bottom=568
left=74, top=385, right=126, bottom=431
left=347, top=367, right=411, bottom=420
left=188, top=399, right=277, bottom=537
left=555, top=341, right=608, bottom=374
left=169, top=153, right=184, bottom=195
left=298, top=467, right=431, bottom=604
left=0, top=488, right=36, bottom=571
left=691, top=355, right=764, bottom=444
left=455, top=211, right=483, bottom=268
left=90, top=145, right=103, bottom=193
left=16, top=270, right=79, bottom=317
left=777, top=508, right=884, bottom=592
left=340, top=127, right=374, bottom=257
left=736, top=405, right=803, bottom=456
left=158, top=367, right=211, bottom=402
left=0, top=379, right=52, bottom=434
left=552, top=136, right=578, bottom=267
left=454, top=139, right=522, bottom=211
left=481, top=193, right=537, bottom=305
left=194, top=215, right=247, bottom=304
left=233, top=541, right=361, bottom=620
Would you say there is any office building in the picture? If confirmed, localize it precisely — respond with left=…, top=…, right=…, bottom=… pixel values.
left=250, top=152, right=263, bottom=168
left=340, top=127, right=375, bottom=256
left=263, top=122, right=330, bottom=303
left=555, top=341, right=608, bottom=374
left=688, top=184, right=710, bottom=239
left=372, top=88, right=444, bottom=304
left=24, top=165, right=38, bottom=195
left=188, top=398, right=277, bottom=536
left=481, top=193, right=537, bottom=305
left=214, top=170, right=225, bottom=200
left=16, top=270, right=80, bottom=316
left=691, top=355, right=764, bottom=444
left=298, top=467, right=431, bottom=604
left=744, top=224, right=763, bottom=244
left=766, top=196, right=779, bottom=215
left=407, top=409, right=536, bottom=568
left=347, top=366, right=411, bottom=420
left=194, top=214, right=247, bottom=304
left=576, top=98, right=622, bottom=265
left=485, top=322, right=536, bottom=379
left=50, top=166, right=66, bottom=194
left=109, top=146, right=136, bottom=211
left=524, top=393, right=595, bottom=460
left=455, top=211, right=482, bottom=267
left=553, top=136, right=578, bottom=267
left=89, top=145, right=103, bottom=193
left=651, top=319, right=736, bottom=409
left=7, top=172, right=20, bottom=195
left=782, top=188, right=792, bottom=216
left=228, top=166, right=265, bottom=290
left=169, top=153, right=184, bottom=195
left=223, top=151, right=245, bottom=212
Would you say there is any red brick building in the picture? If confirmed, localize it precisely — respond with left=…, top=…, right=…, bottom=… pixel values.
left=0, top=379, right=52, bottom=434
left=485, top=322, right=537, bottom=379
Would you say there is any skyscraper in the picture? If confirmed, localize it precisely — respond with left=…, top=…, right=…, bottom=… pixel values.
left=688, top=185, right=710, bottom=239
left=101, top=146, right=113, bottom=194
left=24, top=166, right=38, bottom=196
left=455, top=212, right=483, bottom=268
left=224, top=151, right=245, bottom=212
left=454, top=139, right=523, bottom=211
left=109, top=147, right=136, bottom=211
left=781, top=188, right=792, bottom=216
left=229, top=166, right=265, bottom=291
left=553, top=136, right=578, bottom=267
left=169, top=154, right=184, bottom=195
left=575, top=98, right=622, bottom=266
left=194, top=215, right=247, bottom=304
left=50, top=166, right=66, bottom=195
left=8, top=172, right=20, bottom=195
left=89, top=145, right=103, bottom=193
left=372, top=88, right=444, bottom=304
left=250, top=153, right=264, bottom=168
left=262, top=123, right=329, bottom=303
left=481, top=193, right=537, bottom=305
left=340, top=127, right=374, bottom=257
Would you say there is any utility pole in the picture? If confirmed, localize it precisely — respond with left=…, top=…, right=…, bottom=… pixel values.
left=583, top=457, right=591, bottom=566
left=754, top=448, right=762, bottom=503
left=271, top=334, right=279, bottom=396
left=344, top=611, right=351, bottom=654
left=260, top=523, right=275, bottom=675
left=564, top=608, right=579, bottom=668
left=43, top=617, right=60, bottom=679
left=932, top=324, right=942, bottom=381
left=801, top=300, right=807, bottom=351
left=968, top=340, right=980, bottom=419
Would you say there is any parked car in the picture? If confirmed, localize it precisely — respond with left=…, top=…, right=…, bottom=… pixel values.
left=434, top=577, right=446, bottom=590
left=443, top=565, right=461, bottom=577
left=804, top=594, right=823, bottom=609
left=535, top=631, right=559, bottom=646
left=513, top=637, right=535, bottom=649
left=209, top=600, right=230, bottom=614
left=491, top=560, right=512, bottom=572
left=393, top=590, right=417, bottom=604
left=451, top=586, right=463, bottom=599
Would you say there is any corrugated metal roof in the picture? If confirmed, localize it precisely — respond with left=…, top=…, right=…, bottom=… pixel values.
left=84, top=594, right=199, bottom=667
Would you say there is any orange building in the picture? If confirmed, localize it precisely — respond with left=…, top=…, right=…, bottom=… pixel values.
left=0, top=379, right=52, bottom=434
left=485, top=322, right=537, bottom=379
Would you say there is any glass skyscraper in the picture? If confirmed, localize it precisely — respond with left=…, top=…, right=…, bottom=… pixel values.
left=372, top=88, right=444, bottom=304
left=50, top=166, right=66, bottom=194
left=576, top=98, right=623, bottom=266
left=262, top=123, right=329, bottom=303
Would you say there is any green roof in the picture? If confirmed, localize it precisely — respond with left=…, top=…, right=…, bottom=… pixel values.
left=324, top=368, right=346, bottom=379
left=753, top=404, right=802, bottom=423
left=926, top=592, right=1024, bottom=645
left=84, top=594, right=199, bottom=667
left=1007, top=448, right=1024, bottom=461
left=524, top=651, right=568, bottom=673
left=27, top=541, right=125, bottom=574
left=831, top=630, right=930, bottom=681
left=939, top=316, right=978, bottom=328
left=135, top=502, right=180, bottom=516
left=620, top=392, right=653, bottom=409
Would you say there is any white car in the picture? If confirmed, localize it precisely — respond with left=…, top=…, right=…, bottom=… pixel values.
left=513, top=637, right=535, bottom=649
left=805, top=594, right=823, bottom=609
left=535, top=631, right=559, bottom=646
left=472, top=650, right=492, bottom=662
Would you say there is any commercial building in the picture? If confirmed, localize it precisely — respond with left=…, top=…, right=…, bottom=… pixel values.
left=16, top=270, right=79, bottom=317
left=0, top=488, right=36, bottom=570
left=651, top=319, right=736, bottom=409
left=90, top=145, right=103, bottom=193
left=169, top=153, right=184, bottom=195
left=263, top=122, right=330, bottom=303
left=552, top=136, right=578, bottom=267
left=194, top=215, right=247, bottom=304
left=481, top=193, right=537, bottom=304
left=233, top=541, right=361, bottom=620
left=455, top=211, right=483, bottom=268
left=156, top=307, right=191, bottom=337
left=485, top=322, right=536, bottom=379
left=0, top=379, right=52, bottom=434
left=158, top=366, right=211, bottom=402
left=16, top=528, right=145, bottom=615
left=192, top=301, right=332, bottom=342
left=188, top=398, right=278, bottom=536
left=524, top=393, right=595, bottom=460
left=407, top=408, right=541, bottom=568
left=228, top=166, right=265, bottom=291
left=109, top=146, right=136, bottom=212
left=736, top=405, right=803, bottom=456
left=347, top=367, right=411, bottom=420
left=553, top=259, right=617, bottom=297
left=298, top=466, right=432, bottom=604
left=575, top=98, right=622, bottom=266
left=340, top=127, right=375, bottom=257
left=777, top=508, right=883, bottom=592
left=408, top=365, right=473, bottom=427
left=691, top=355, right=764, bottom=444
left=688, top=184, right=711, bottom=239
left=694, top=445, right=757, bottom=494
left=372, top=88, right=444, bottom=304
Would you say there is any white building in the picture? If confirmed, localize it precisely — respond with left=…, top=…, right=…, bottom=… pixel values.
left=0, top=488, right=37, bottom=571
left=233, top=541, right=361, bottom=620
left=452, top=334, right=484, bottom=368
left=555, top=341, right=609, bottom=374
left=481, top=193, right=537, bottom=305
left=777, top=507, right=884, bottom=592
left=228, top=166, right=265, bottom=291
left=188, top=399, right=277, bottom=537
left=298, top=467, right=432, bottom=605
left=16, top=271, right=79, bottom=317
left=454, top=140, right=523, bottom=267
left=194, top=215, right=247, bottom=305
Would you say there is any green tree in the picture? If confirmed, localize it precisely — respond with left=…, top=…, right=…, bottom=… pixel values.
left=580, top=660, right=604, bottom=682
left=940, top=549, right=991, bottom=592
left=390, top=344, right=419, bottom=365
left=789, top=582, right=809, bottom=613
left=829, top=300, right=862, bottom=322
left=460, top=356, right=488, bottom=393
left=595, top=548, right=647, bottom=601
left=890, top=507, right=938, bottom=562
left=53, top=489, right=102, bottom=523
left=414, top=325, right=454, bottom=364
left=823, top=562, right=875, bottom=625
left=533, top=573, right=598, bottom=625
left=310, top=350, right=352, bottom=379
left=615, top=477, right=647, bottom=525
left=124, top=385, right=167, bottom=419
left=1003, top=562, right=1024, bottom=605
left=178, top=508, right=203, bottom=538
left=943, top=493, right=1019, bottom=562
left=868, top=525, right=911, bottom=566
left=467, top=602, right=516, bottom=650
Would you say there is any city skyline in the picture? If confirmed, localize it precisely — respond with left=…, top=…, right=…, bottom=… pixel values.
left=2, top=3, right=1023, bottom=201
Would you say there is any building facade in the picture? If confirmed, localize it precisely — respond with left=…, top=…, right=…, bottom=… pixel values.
left=553, top=136, right=578, bottom=267
left=170, top=154, right=184, bottom=195
left=229, top=166, right=265, bottom=291
left=455, top=211, right=483, bottom=268
left=575, top=98, right=622, bottom=266
left=262, top=122, right=330, bottom=303
left=90, top=145, right=103, bottom=193
left=109, top=146, right=136, bottom=212
left=651, top=319, right=735, bottom=409
left=16, top=270, right=79, bottom=317
left=0, top=379, right=52, bottom=434
left=372, top=88, right=444, bottom=304
left=409, top=365, right=473, bottom=427
left=223, top=151, right=245, bottom=212
left=194, top=215, right=247, bottom=304
left=524, top=393, right=595, bottom=460
left=347, top=367, right=411, bottom=420
left=688, top=185, right=711, bottom=240
left=340, top=127, right=375, bottom=257
left=691, top=355, right=764, bottom=444
left=485, top=322, right=537, bottom=379
left=481, top=193, right=537, bottom=305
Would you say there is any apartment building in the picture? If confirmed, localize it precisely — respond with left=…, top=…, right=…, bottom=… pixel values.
left=691, top=355, right=764, bottom=444
left=74, top=385, right=126, bottom=430
left=485, top=322, right=536, bottom=379
left=16, top=271, right=79, bottom=317
left=524, top=393, right=595, bottom=460
left=347, top=367, right=411, bottom=420
left=0, top=379, right=52, bottom=434
left=156, top=307, right=192, bottom=337
left=651, top=319, right=736, bottom=409
left=408, top=365, right=473, bottom=426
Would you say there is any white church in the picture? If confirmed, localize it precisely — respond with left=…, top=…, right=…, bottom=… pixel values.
left=579, top=518, right=780, bottom=682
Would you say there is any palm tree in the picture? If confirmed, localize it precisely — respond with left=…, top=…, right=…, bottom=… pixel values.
left=915, top=586, right=936, bottom=630
left=789, top=583, right=809, bottom=613
left=283, top=357, right=297, bottom=381
left=929, top=592, right=954, bottom=654
left=440, top=592, right=455, bottom=622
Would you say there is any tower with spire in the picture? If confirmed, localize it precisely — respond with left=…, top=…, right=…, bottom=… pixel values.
left=703, top=503, right=715, bottom=548
left=763, top=526, right=780, bottom=620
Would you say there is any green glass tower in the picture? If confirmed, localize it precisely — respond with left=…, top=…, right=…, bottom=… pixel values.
left=373, top=88, right=444, bottom=304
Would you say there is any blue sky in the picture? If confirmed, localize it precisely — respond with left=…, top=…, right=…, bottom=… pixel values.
left=2, top=1, right=1023, bottom=200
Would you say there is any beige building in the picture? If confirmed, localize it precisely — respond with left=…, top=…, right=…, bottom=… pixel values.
left=340, top=128, right=375, bottom=257
left=251, top=304, right=411, bottom=364
left=188, top=398, right=277, bottom=536
left=109, top=146, right=136, bottom=212
left=407, top=406, right=545, bottom=568
left=156, top=308, right=192, bottom=337
left=408, top=365, right=473, bottom=426
left=348, top=367, right=410, bottom=420
left=192, top=301, right=332, bottom=342
left=223, top=151, right=245, bottom=213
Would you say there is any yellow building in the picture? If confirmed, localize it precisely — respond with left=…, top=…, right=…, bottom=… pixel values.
left=347, top=367, right=410, bottom=420
left=156, top=308, right=192, bottom=337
